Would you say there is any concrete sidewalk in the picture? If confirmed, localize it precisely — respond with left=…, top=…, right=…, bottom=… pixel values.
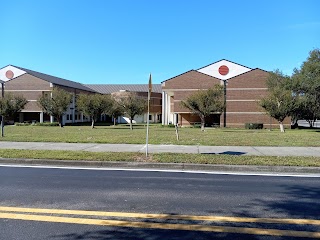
left=1, top=141, right=320, bottom=157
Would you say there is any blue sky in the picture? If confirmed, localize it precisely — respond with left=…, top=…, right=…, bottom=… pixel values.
left=1, top=0, right=319, bottom=84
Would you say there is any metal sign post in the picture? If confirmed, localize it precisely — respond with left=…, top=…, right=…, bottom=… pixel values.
left=146, top=74, right=152, bottom=157
left=1, top=81, right=5, bottom=137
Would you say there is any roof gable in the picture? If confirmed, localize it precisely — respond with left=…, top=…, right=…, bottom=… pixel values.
left=0, top=65, right=27, bottom=81
left=197, top=59, right=252, bottom=80
left=10, top=65, right=96, bottom=92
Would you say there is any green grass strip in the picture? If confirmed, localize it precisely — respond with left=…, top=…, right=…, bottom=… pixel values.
left=2, top=125, right=320, bottom=147
left=0, top=149, right=320, bottom=167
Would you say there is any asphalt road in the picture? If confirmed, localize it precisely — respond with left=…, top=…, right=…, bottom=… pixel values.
left=0, top=165, right=319, bottom=239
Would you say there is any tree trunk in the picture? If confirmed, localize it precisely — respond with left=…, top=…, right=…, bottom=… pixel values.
left=279, top=121, right=285, bottom=133
left=1, top=117, right=4, bottom=137
left=175, top=124, right=179, bottom=141
left=113, top=117, right=116, bottom=126
left=130, top=118, right=133, bottom=130
left=58, top=116, right=63, bottom=128
left=307, top=120, right=314, bottom=128
left=200, top=116, right=205, bottom=131
left=91, top=119, right=95, bottom=129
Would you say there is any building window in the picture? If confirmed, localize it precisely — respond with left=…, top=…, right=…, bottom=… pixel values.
left=149, top=115, right=152, bottom=121
left=70, top=114, right=73, bottom=121
left=67, top=115, right=70, bottom=120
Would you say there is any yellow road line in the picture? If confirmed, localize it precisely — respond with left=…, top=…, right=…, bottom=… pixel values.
left=0, top=206, right=319, bottom=226
left=0, top=212, right=319, bottom=238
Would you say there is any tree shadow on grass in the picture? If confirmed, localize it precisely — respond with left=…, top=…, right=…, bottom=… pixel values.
left=202, top=151, right=246, bottom=156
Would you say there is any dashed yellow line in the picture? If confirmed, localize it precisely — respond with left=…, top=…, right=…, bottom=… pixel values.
left=0, top=212, right=320, bottom=238
left=0, top=206, right=319, bottom=226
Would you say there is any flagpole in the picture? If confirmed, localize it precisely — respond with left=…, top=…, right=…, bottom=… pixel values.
left=146, top=73, right=152, bottom=158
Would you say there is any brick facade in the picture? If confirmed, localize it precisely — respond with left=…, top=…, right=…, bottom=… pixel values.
left=2, top=72, right=94, bottom=124
left=162, top=62, right=291, bottom=128
left=162, top=70, right=221, bottom=90
left=1, top=61, right=292, bottom=128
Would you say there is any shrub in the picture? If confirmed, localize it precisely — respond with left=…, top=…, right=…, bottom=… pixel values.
left=34, top=122, right=60, bottom=127
left=245, top=123, right=263, bottom=129
left=15, top=122, right=31, bottom=126
left=193, top=123, right=201, bottom=128
left=160, top=124, right=176, bottom=128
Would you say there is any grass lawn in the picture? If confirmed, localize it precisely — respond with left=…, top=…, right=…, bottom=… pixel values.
left=1, top=124, right=320, bottom=146
left=0, top=149, right=320, bottom=167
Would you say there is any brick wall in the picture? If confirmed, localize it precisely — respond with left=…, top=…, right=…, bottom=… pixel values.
left=225, top=113, right=291, bottom=128
left=5, top=73, right=51, bottom=91
left=227, top=69, right=268, bottom=88
left=5, top=74, right=51, bottom=112
left=162, top=67, right=291, bottom=128
left=162, top=70, right=220, bottom=90
left=227, top=89, right=268, bottom=100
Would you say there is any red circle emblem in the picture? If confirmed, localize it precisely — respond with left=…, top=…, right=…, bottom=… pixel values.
left=5, top=70, right=14, bottom=79
left=218, top=65, right=229, bottom=75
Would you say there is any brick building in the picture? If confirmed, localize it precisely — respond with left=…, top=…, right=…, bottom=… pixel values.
left=1, top=60, right=290, bottom=128
left=0, top=65, right=96, bottom=124
left=0, top=65, right=162, bottom=124
left=161, top=59, right=290, bottom=128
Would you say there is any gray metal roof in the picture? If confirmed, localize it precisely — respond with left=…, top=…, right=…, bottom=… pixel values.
left=85, top=84, right=162, bottom=94
left=13, top=65, right=97, bottom=93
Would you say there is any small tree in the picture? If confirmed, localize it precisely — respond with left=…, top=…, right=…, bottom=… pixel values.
left=116, top=92, right=146, bottom=130
left=181, top=85, right=224, bottom=131
left=260, top=70, right=293, bottom=132
left=38, top=88, right=72, bottom=127
left=77, top=93, right=113, bottom=128
left=0, top=93, right=28, bottom=137
left=109, top=98, right=124, bottom=126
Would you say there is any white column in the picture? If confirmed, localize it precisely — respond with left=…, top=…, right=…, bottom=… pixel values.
left=39, top=112, right=43, bottom=123
left=166, top=93, right=170, bottom=124
left=50, top=91, right=54, bottom=123
left=72, top=94, right=75, bottom=123
left=81, top=113, right=84, bottom=122
left=173, top=113, right=177, bottom=125
left=162, top=91, right=166, bottom=125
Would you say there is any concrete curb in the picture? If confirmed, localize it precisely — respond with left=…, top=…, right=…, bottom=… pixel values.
left=1, top=158, right=320, bottom=174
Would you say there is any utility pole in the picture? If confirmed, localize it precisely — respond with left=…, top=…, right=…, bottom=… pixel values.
left=223, top=79, right=227, bottom=128
left=1, top=80, right=5, bottom=137
left=146, top=74, right=152, bottom=157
